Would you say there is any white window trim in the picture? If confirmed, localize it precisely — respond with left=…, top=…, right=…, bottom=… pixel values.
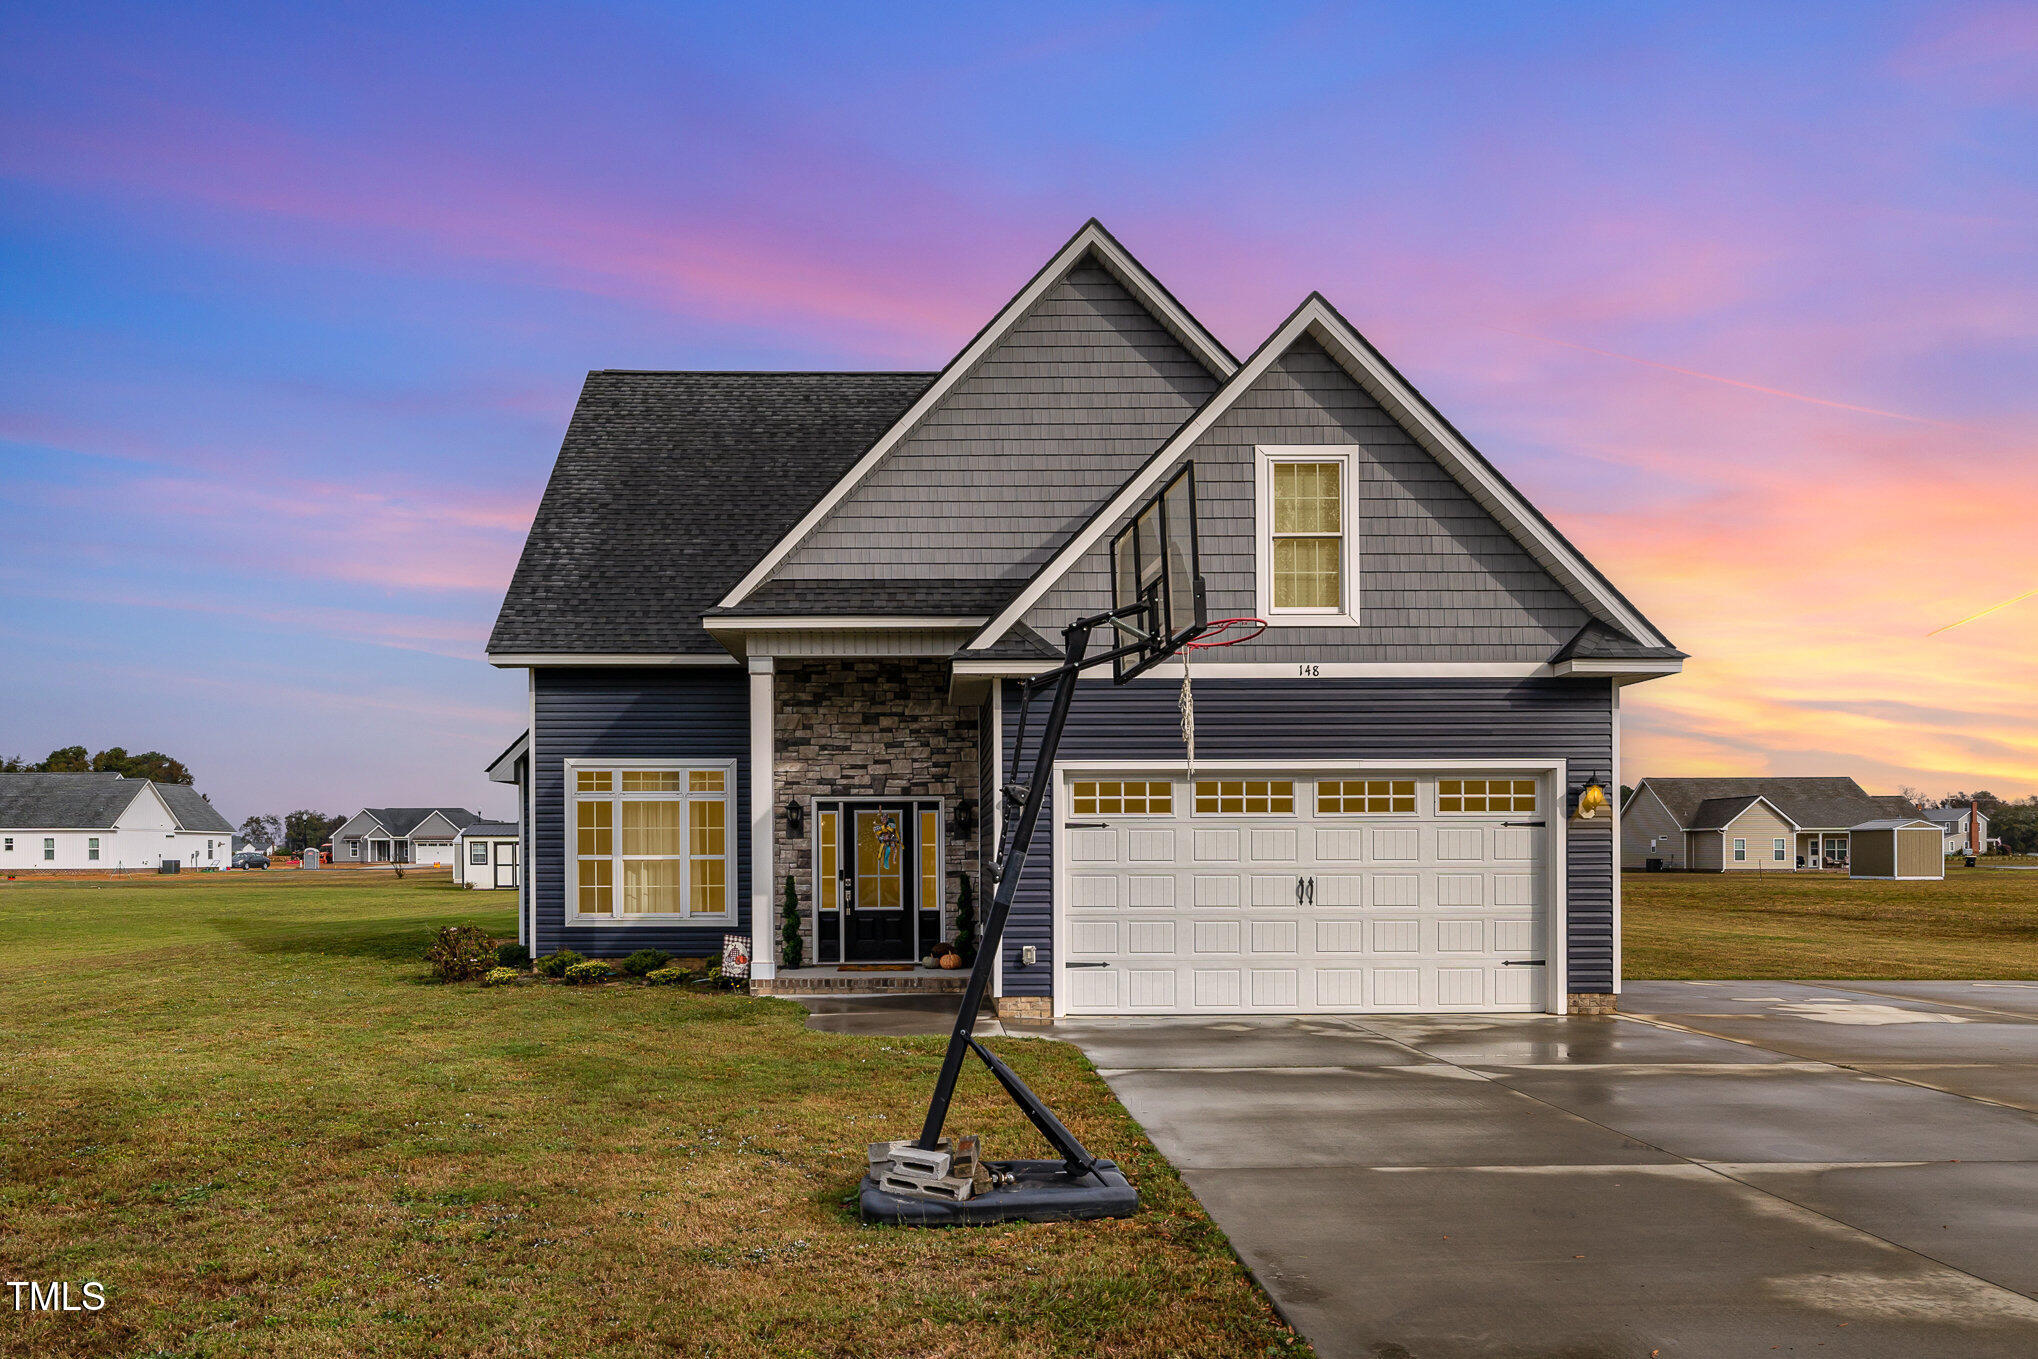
left=1772, top=837, right=1787, bottom=862
left=564, top=757, right=738, bottom=925
left=1733, top=838, right=1748, bottom=862
left=1255, top=445, right=1362, bottom=626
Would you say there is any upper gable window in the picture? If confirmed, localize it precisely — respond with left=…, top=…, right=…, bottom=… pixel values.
left=1256, top=448, right=1359, bottom=624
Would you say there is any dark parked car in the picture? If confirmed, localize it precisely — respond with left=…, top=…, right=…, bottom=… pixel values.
left=233, top=852, right=270, bottom=870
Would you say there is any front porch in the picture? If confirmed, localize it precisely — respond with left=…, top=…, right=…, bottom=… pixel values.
left=1798, top=831, right=1849, bottom=870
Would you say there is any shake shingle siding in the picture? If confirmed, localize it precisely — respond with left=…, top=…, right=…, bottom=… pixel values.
left=532, top=667, right=750, bottom=957
left=1021, top=338, right=1590, bottom=661
left=998, top=676, right=1616, bottom=1000
left=771, top=264, right=1220, bottom=584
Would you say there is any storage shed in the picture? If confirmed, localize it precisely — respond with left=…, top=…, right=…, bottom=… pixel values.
left=1848, top=819, right=1945, bottom=881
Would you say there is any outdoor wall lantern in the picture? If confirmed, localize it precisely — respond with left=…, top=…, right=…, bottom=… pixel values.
left=1573, top=779, right=1610, bottom=820
left=784, top=799, right=805, bottom=839
left=949, top=796, right=976, bottom=840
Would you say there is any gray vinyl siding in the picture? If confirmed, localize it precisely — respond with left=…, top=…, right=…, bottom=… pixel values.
left=1689, top=831, right=1724, bottom=872
left=770, top=262, right=1219, bottom=583
left=531, top=667, right=750, bottom=958
left=1622, top=784, right=1688, bottom=869
left=1022, top=337, right=1590, bottom=661
left=999, top=676, right=1617, bottom=1000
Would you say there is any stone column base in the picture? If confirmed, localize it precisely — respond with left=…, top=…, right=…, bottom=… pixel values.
left=996, top=995, right=1051, bottom=1023
left=1567, top=992, right=1617, bottom=1016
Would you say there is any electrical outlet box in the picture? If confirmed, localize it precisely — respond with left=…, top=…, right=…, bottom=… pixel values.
left=1020, top=945, right=1037, bottom=966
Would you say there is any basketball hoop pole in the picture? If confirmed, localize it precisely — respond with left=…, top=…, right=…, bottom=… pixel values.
left=914, top=602, right=1158, bottom=1166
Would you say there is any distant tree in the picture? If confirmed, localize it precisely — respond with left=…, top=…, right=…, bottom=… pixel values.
left=1942, top=790, right=2006, bottom=815
left=39, top=746, right=90, bottom=772
left=1896, top=784, right=1927, bottom=808
left=1993, top=804, right=2038, bottom=855
left=238, top=814, right=284, bottom=848
left=90, top=748, right=193, bottom=784
left=1619, top=783, right=1634, bottom=807
left=283, top=810, right=345, bottom=855
left=0, top=755, right=26, bottom=772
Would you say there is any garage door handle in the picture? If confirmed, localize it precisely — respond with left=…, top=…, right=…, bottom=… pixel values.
left=1502, top=959, right=1547, bottom=966
left=1063, top=822, right=1110, bottom=829
left=1063, top=961, right=1108, bottom=969
left=1503, top=821, right=1545, bottom=828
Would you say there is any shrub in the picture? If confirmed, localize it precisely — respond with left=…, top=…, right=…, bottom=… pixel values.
left=536, top=949, right=585, bottom=979
left=564, top=960, right=614, bottom=985
left=953, top=874, right=977, bottom=965
left=780, top=873, right=803, bottom=968
left=621, top=948, right=672, bottom=977
left=426, top=925, right=499, bottom=982
left=496, top=941, right=531, bottom=969
left=644, top=965, right=690, bottom=986
left=482, top=967, right=522, bottom=988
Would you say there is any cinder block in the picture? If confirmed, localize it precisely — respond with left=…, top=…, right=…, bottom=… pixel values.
left=889, top=1144, right=954, bottom=1179
left=879, top=1169, right=976, bottom=1202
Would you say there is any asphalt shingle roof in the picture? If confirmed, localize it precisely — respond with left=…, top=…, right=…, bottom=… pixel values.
left=157, top=782, right=233, bottom=833
left=1552, top=620, right=1688, bottom=663
left=488, top=371, right=936, bottom=655
left=1685, top=794, right=1782, bottom=830
left=360, top=808, right=482, bottom=838
left=1639, top=777, right=1918, bottom=832
left=708, top=577, right=1019, bottom=619
left=0, top=773, right=146, bottom=829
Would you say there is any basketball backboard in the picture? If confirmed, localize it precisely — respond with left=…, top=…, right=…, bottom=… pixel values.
left=1111, top=463, right=1207, bottom=681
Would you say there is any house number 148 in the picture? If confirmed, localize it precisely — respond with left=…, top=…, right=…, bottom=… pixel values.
left=1297, top=663, right=1320, bottom=677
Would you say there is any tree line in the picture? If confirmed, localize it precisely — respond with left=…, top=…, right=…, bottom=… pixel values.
left=236, top=812, right=348, bottom=855
left=1, top=746, right=193, bottom=784
left=1900, top=788, right=2038, bottom=856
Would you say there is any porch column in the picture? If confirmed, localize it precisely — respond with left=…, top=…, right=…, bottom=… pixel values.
left=748, top=655, right=776, bottom=980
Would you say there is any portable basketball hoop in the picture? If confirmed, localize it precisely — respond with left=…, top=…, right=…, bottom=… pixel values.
left=862, top=462, right=1264, bottom=1226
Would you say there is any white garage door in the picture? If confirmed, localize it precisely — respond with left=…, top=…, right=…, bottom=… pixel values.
left=1057, top=769, right=1553, bottom=1015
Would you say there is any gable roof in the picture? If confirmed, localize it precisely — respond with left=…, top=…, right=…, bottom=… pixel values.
left=1920, top=806, right=1981, bottom=826
left=362, top=807, right=482, bottom=838
left=971, top=293, right=1673, bottom=654
left=716, top=220, right=1238, bottom=610
left=157, top=783, right=233, bottom=834
left=1687, top=794, right=1797, bottom=830
left=1638, top=777, right=1914, bottom=832
left=488, top=372, right=935, bottom=657
left=0, top=772, right=148, bottom=829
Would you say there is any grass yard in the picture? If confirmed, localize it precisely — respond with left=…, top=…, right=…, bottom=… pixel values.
left=0, top=872, right=1305, bottom=1358
left=1625, top=865, right=2038, bottom=979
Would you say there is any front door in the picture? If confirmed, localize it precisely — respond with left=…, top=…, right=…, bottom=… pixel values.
left=843, top=804, right=916, bottom=961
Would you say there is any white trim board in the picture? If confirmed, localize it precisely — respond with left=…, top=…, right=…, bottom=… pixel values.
left=971, top=293, right=1670, bottom=653
left=717, top=220, right=1238, bottom=610
left=953, top=660, right=1566, bottom=680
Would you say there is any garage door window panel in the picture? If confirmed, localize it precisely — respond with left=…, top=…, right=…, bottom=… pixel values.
left=1071, top=780, right=1173, bottom=816
left=1317, top=779, right=1415, bottom=815
left=1437, top=778, right=1538, bottom=815
left=1194, top=779, right=1295, bottom=815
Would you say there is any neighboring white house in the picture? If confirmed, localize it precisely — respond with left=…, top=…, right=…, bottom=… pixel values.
left=453, top=820, right=520, bottom=890
left=0, top=772, right=236, bottom=872
left=331, top=807, right=483, bottom=865
left=1921, top=806, right=1993, bottom=855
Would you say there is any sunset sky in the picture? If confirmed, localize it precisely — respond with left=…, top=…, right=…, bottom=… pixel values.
left=3, top=2, right=2033, bottom=825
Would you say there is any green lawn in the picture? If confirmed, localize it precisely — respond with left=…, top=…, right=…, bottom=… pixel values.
left=0, top=872, right=1304, bottom=1358
left=1624, top=865, right=2038, bottom=979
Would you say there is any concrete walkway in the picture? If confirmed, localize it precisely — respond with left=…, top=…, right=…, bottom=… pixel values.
left=1050, top=982, right=2038, bottom=1359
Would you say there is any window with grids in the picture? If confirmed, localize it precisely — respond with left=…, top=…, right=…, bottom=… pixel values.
left=816, top=806, right=839, bottom=912
left=1317, top=779, right=1415, bottom=814
left=920, top=808, right=941, bottom=917
left=1069, top=780, right=1174, bottom=815
left=1270, top=459, right=1345, bottom=611
left=1733, top=838, right=1747, bottom=862
left=1773, top=837, right=1787, bottom=862
left=1194, top=779, right=1296, bottom=814
left=570, top=764, right=731, bottom=918
left=469, top=841, right=488, bottom=866
left=1436, top=778, right=1538, bottom=814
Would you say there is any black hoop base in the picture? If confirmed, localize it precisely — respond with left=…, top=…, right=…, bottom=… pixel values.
left=859, top=1160, right=1138, bottom=1227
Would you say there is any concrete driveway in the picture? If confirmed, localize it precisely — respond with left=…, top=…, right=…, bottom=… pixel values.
left=1054, top=980, right=2038, bottom=1359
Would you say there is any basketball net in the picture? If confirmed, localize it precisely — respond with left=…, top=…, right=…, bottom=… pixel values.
left=1175, top=618, right=1266, bottom=779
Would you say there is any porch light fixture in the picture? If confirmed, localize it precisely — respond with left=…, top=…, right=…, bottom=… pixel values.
left=1574, top=780, right=1609, bottom=820
left=784, top=799, right=805, bottom=838
left=949, top=796, right=976, bottom=840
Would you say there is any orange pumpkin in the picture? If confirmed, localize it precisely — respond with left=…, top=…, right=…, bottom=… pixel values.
left=939, top=952, right=963, bottom=970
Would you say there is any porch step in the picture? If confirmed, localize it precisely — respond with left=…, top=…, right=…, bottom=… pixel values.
left=752, top=972, right=968, bottom=997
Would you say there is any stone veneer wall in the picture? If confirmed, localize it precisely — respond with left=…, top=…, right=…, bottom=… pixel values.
left=773, top=660, right=982, bottom=958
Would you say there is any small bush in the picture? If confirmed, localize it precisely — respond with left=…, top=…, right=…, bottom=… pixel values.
left=643, top=965, right=690, bottom=986
left=426, top=925, right=499, bottom=982
left=564, top=960, right=614, bottom=985
left=621, top=948, right=672, bottom=977
left=482, top=967, right=522, bottom=988
left=495, top=941, right=531, bottom=969
left=536, top=949, right=585, bottom=979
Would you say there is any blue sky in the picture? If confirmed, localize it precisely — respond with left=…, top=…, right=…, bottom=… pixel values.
left=3, top=1, right=2033, bottom=824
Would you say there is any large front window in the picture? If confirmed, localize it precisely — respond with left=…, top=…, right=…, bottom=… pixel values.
left=569, top=762, right=733, bottom=920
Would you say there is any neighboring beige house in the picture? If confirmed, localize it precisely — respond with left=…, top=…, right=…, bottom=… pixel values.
left=1921, top=806, right=1994, bottom=855
left=1623, top=777, right=1920, bottom=873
